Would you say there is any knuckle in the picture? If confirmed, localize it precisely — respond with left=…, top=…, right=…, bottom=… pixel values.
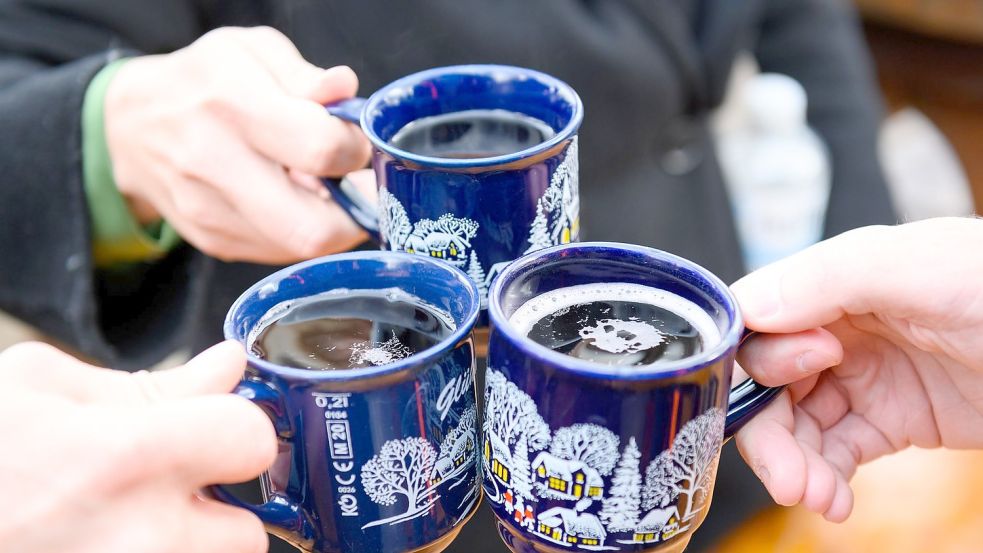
left=247, top=25, right=288, bottom=44
left=96, top=427, right=159, bottom=488
left=0, top=341, right=60, bottom=365
left=304, top=136, right=343, bottom=175
left=196, top=87, right=247, bottom=125
left=173, top=193, right=213, bottom=223
left=191, top=233, right=228, bottom=259
left=172, top=142, right=214, bottom=181
left=198, top=26, right=243, bottom=47
left=288, top=224, right=335, bottom=260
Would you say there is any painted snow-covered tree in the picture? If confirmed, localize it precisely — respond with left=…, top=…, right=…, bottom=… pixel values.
left=512, top=433, right=533, bottom=502
left=549, top=423, right=620, bottom=476
left=439, top=405, right=476, bottom=461
left=642, top=408, right=724, bottom=521
left=483, top=370, right=551, bottom=450
left=599, top=437, right=642, bottom=533
left=379, top=189, right=412, bottom=251
left=361, top=437, right=439, bottom=528
left=433, top=214, right=479, bottom=244
left=525, top=206, right=553, bottom=253
left=466, top=251, right=488, bottom=301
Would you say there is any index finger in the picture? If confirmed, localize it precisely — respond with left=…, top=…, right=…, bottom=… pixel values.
left=217, top=138, right=368, bottom=260
left=139, top=394, right=277, bottom=487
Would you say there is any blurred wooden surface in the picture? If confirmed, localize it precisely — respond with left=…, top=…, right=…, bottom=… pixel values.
left=709, top=448, right=983, bottom=553
left=856, top=0, right=983, bottom=44
left=859, top=18, right=983, bottom=213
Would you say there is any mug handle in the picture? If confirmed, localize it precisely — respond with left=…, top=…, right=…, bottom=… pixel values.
left=723, top=331, right=786, bottom=438
left=321, top=98, right=382, bottom=241
left=206, top=379, right=312, bottom=543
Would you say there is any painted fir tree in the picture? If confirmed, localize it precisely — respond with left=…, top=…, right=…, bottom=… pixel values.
left=525, top=203, right=553, bottom=253
left=599, top=437, right=642, bottom=533
left=512, top=433, right=533, bottom=503
left=466, top=251, right=488, bottom=301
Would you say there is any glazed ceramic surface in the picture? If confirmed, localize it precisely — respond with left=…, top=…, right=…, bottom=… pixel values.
left=323, top=65, right=583, bottom=312
left=483, top=243, right=781, bottom=552
left=214, top=252, right=481, bottom=553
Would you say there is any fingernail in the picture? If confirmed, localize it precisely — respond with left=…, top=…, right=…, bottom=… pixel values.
left=753, top=463, right=770, bottom=485
left=796, top=350, right=838, bottom=375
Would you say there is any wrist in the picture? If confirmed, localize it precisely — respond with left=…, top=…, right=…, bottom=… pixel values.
left=83, top=58, right=180, bottom=266
left=103, top=56, right=162, bottom=224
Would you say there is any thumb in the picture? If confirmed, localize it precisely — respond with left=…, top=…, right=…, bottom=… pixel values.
left=733, top=218, right=983, bottom=334
left=151, top=341, right=248, bottom=398
left=731, top=224, right=898, bottom=333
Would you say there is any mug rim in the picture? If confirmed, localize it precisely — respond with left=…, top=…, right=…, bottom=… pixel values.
left=360, top=64, right=584, bottom=169
left=224, top=251, right=481, bottom=381
left=487, top=241, right=745, bottom=380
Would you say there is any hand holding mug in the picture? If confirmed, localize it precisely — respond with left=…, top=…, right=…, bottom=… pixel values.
left=0, top=341, right=275, bottom=553
left=733, top=217, right=983, bottom=522
left=105, top=26, right=372, bottom=263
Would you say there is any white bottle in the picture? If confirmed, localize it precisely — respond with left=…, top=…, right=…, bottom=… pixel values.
left=716, top=73, right=831, bottom=272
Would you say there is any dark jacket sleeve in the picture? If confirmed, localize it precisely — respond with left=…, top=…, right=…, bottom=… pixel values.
left=0, top=1, right=209, bottom=368
left=754, top=0, right=898, bottom=237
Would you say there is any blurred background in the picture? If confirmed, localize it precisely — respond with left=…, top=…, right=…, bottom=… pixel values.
left=1, top=1, right=980, bottom=551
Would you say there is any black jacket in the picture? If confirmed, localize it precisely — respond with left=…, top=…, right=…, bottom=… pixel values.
left=0, top=1, right=895, bottom=550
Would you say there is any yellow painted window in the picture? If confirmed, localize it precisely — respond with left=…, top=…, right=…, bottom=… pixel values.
left=573, top=484, right=583, bottom=498
left=537, top=466, right=545, bottom=476
left=645, top=533, right=655, bottom=540
left=589, top=487, right=601, bottom=497
left=552, top=529, right=561, bottom=540
left=576, top=474, right=584, bottom=483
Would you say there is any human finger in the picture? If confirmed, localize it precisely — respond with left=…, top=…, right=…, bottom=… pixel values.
left=161, top=177, right=301, bottom=262
left=234, top=88, right=371, bottom=177
left=734, top=390, right=808, bottom=507
left=791, top=372, right=849, bottom=431
left=232, top=26, right=360, bottom=102
left=819, top=412, right=897, bottom=481
left=140, top=394, right=276, bottom=486
left=149, top=341, right=247, bottom=399
left=823, top=470, right=854, bottom=523
left=731, top=218, right=983, bottom=334
left=181, top=497, right=269, bottom=553
left=736, top=328, right=842, bottom=387
left=218, top=142, right=368, bottom=260
left=343, top=168, right=379, bottom=204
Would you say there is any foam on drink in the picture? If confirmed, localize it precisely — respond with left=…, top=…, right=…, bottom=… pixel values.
left=508, top=283, right=721, bottom=366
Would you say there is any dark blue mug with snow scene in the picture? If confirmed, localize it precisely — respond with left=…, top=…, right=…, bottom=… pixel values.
left=210, top=251, right=482, bottom=553
left=322, top=64, right=583, bottom=313
left=484, top=242, right=783, bottom=553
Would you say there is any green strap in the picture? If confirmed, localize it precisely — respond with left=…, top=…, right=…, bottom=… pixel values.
left=82, top=58, right=181, bottom=267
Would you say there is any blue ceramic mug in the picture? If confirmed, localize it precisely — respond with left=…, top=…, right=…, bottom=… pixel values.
left=323, top=65, right=583, bottom=309
left=483, top=243, right=783, bottom=553
left=212, top=251, right=482, bottom=553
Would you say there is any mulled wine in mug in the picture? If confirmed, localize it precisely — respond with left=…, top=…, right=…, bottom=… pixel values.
left=322, top=64, right=583, bottom=310
left=484, top=243, right=783, bottom=553
left=211, top=251, right=482, bottom=553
